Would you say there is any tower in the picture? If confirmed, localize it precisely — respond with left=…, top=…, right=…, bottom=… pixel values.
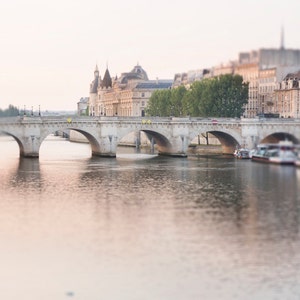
left=89, top=65, right=100, bottom=116
left=98, top=67, right=112, bottom=116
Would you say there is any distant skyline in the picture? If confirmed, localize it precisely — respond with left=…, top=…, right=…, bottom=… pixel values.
left=1, top=0, right=300, bottom=111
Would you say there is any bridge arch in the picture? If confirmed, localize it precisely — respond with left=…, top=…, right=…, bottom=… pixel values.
left=38, top=126, right=106, bottom=157
left=208, top=131, right=240, bottom=153
left=189, top=127, right=242, bottom=154
left=117, top=127, right=172, bottom=155
left=1, top=131, right=26, bottom=157
left=259, top=132, right=299, bottom=144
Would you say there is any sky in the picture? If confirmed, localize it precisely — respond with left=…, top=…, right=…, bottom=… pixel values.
left=1, top=0, right=300, bottom=111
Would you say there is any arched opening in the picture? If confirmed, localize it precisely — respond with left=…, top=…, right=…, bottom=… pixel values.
left=39, top=131, right=91, bottom=160
left=260, top=132, right=299, bottom=144
left=143, top=130, right=172, bottom=154
left=189, top=130, right=240, bottom=155
left=0, top=133, right=20, bottom=160
left=117, top=129, right=172, bottom=158
left=0, top=132, right=24, bottom=157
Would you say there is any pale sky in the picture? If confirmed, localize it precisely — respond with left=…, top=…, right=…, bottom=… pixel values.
left=1, top=0, right=300, bottom=111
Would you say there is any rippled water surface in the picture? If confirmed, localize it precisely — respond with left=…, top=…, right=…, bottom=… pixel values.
left=1, top=135, right=300, bottom=300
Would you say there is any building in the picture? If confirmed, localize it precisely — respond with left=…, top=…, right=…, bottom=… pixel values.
left=172, top=69, right=210, bottom=88
left=235, top=61, right=259, bottom=118
left=89, top=65, right=101, bottom=116
left=172, top=30, right=300, bottom=118
left=273, top=70, right=300, bottom=118
left=234, top=47, right=300, bottom=117
left=88, top=64, right=173, bottom=117
left=211, top=62, right=235, bottom=77
left=77, top=97, right=89, bottom=116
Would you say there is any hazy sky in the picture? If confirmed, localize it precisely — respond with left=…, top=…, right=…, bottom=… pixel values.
left=1, top=0, right=300, bottom=111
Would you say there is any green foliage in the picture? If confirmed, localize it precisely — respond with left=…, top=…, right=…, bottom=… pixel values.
left=146, top=74, right=249, bottom=118
left=146, top=86, right=188, bottom=117
left=170, top=86, right=187, bottom=116
left=0, top=105, right=19, bottom=117
left=145, top=89, right=172, bottom=116
left=214, top=74, right=249, bottom=117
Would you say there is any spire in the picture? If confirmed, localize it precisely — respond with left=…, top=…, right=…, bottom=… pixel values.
left=101, top=68, right=112, bottom=89
left=90, top=65, right=99, bottom=93
left=280, top=25, right=284, bottom=50
left=94, top=64, right=99, bottom=78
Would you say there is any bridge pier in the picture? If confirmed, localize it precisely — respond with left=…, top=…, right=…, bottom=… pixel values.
left=19, top=135, right=41, bottom=158
left=91, top=135, right=117, bottom=157
left=158, top=135, right=189, bottom=157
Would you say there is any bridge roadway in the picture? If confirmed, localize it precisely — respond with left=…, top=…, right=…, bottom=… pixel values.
left=0, top=115, right=300, bottom=158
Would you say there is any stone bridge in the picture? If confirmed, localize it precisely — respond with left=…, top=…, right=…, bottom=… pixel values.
left=0, top=116, right=300, bottom=158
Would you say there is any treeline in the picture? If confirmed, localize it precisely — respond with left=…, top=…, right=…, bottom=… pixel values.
left=0, top=105, right=19, bottom=117
left=145, top=74, right=249, bottom=118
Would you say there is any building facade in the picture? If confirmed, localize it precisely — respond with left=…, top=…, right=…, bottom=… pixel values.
left=88, top=64, right=172, bottom=117
left=173, top=48, right=300, bottom=118
left=234, top=48, right=300, bottom=117
left=86, top=32, right=300, bottom=119
left=235, top=61, right=259, bottom=118
left=77, top=97, right=89, bottom=116
left=274, top=71, right=300, bottom=118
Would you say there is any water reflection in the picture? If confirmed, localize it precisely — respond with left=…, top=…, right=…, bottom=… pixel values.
left=1, top=137, right=300, bottom=300
left=9, top=158, right=42, bottom=190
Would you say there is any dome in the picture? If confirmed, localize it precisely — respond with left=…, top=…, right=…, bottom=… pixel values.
left=130, top=64, right=148, bottom=80
left=119, top=64, right=149, bottom=84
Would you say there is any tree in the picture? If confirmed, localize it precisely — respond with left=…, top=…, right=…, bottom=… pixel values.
left=146, top=74, right=248, bottom=118
left=183, top=79, right=219, bottom=117
left=170, top=86, right=187, bottom=116
left=184, top=74, right=248, bottom=117
left=215, top=74, right=248, bottom=117
left=182, top=81, right=203, bottom=116
left=0, top=105, right=19, bottom=117
left=145, top=89, right=172, bottom=116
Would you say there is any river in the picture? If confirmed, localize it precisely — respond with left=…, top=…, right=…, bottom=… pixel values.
left=0, top=135, right=300, bottom=300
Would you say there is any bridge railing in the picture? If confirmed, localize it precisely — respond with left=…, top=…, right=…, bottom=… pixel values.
left=1, top=115, right=300, bottom=125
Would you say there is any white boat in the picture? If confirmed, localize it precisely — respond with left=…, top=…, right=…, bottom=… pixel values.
left=294, top=150, right=300, bottom=167
left=251, top=141, right=297, bottom=165
left=234, top=148, right=251, bottom=159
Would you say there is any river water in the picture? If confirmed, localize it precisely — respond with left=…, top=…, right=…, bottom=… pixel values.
left=0, top=135, right=300, bottom=300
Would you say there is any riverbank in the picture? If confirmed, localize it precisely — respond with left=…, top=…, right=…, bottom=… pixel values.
left=188, top=144, right=223, bottom=155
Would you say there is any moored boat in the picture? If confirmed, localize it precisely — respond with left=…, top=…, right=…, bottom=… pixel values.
left=251, top=141, right=297, bottom=165
left=294, top=150, right=300, bottom=167
left=234, top=148, right=251, bottom=159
